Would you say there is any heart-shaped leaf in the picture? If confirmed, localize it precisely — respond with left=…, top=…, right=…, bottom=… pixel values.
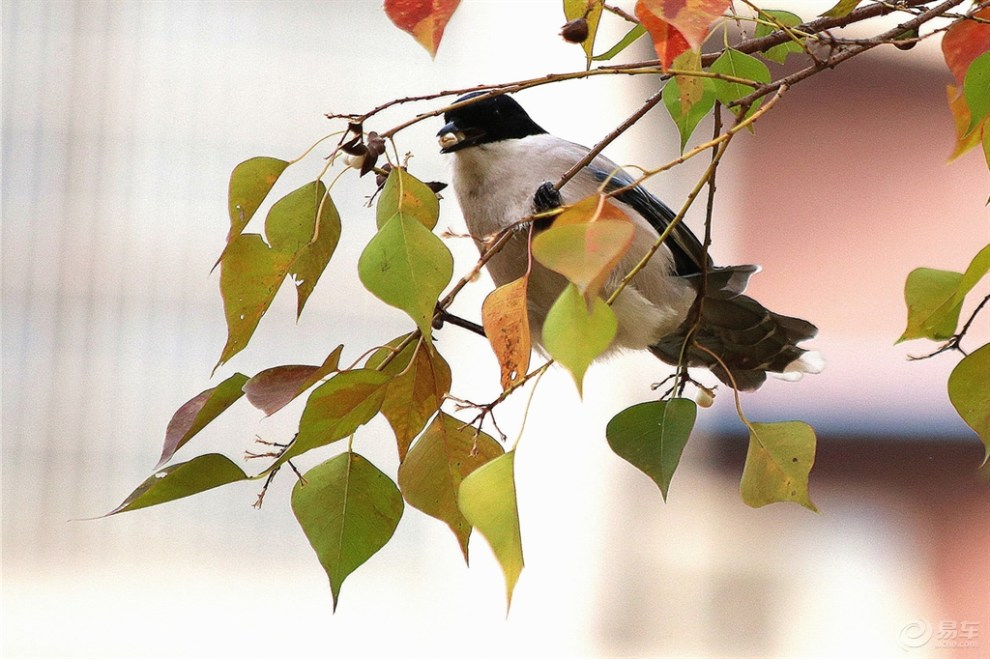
left=459, top=451, right=524, bottom=611
left=740, top=421, right=818, bottom=512
left=398, top=413, right=504, bottom=561
left=292, top=452, right=403, bottom=610
left=606, top=398, right=697, bottom=500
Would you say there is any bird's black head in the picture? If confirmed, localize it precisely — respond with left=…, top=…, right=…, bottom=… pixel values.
left=437, top=92, right=547, bottom=153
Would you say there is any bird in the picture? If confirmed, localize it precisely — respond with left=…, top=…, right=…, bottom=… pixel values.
left=437, top=91, right=823, bottom=391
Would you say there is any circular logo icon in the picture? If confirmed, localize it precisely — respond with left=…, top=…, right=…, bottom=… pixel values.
left=899, top=619, right=933, bottom=650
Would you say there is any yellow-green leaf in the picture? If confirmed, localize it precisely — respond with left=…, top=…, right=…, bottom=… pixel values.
left=605, top=399, right=697, bottom=500
left=953, top=244, right=990, bottom=307
left=106, top=454, right=248, bottom=516
left=217, top=233, right=294, bottom=368
left=459, top=451, right=523, bottom=610
left=898, top=267, right=965, bottom=342
left=398, top=413, right=504, bottom=561
left=227, top=156, right=290, bottom=242
left=542, top=283, right=617, bottom=394
left=741, top=421, right=818, bottom=512
left=292, top=452, right=403, bottom=611
left=265, top=181, right=342, bottom=318
left=158, top=373, right=249, bottom=468
left=482, top=276, right=532, bottom=390
left=358, top=214, right=454, bottom=336
left=563, top=0, right=604, bottom=68
left=375, top=167, right=441, bottom=231
left=820, top=0, right=862, bottom=18
left=277, top=369, right=391, bottom=466
left=948, top=344, right=990, bottom=466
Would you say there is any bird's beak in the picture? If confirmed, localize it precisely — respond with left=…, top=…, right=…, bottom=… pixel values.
left=437, top=121, right=484, bottom=153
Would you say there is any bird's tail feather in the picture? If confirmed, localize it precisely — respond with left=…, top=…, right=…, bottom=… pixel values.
left=649, top=266, right=822, bottom=391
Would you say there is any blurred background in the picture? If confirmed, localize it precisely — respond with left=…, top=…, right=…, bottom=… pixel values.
left=2, top=1, right=987, bottom=657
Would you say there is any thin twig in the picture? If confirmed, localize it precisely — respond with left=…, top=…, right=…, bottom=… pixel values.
left=554, top=86, right=666, bottom=191
left=909, top=293, right=990, bottom=360
left=731, top=0, right=968, bottom=109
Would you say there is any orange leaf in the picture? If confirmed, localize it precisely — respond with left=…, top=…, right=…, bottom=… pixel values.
left=532, top=195, right=635, bottom=300
left=384, top=0, right=462, bottom=58
left=635, top=0, right=730, bottom=70
left=482, top=277, right=531, bottom=390
left=942, top=7, right=990, bottom=84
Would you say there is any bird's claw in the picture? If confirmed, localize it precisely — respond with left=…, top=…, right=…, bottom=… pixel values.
left=533, top=181, right=562, bottom=213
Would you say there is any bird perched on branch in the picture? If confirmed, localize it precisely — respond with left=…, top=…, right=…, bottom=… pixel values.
left=437, top=91, right=822, bottom=391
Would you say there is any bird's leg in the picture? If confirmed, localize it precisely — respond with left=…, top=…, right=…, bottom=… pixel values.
left=532, top=181, right=562, bottom=231
left=432, top=304, right=487, bottom=338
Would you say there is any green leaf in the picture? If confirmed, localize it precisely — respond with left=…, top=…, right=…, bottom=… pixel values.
left=227, top=157, right=290, bottom=242
left=380, top=341, right=453, bottom=461
left=542, top=283, right=617, bottom=394
left=459, top=451, right=523, bottom=611
left=663, top=75, right=716, bottom=151
left=216, top=233, right=294, bottom=368
left=292, top=452, right=404, bottom=611
left=592, top=24, right=647, bottom=61
left=397, top=413, right=504, bottom=562
left=753, top=10, right=804, bottom=64
left=954, top=244, right=990, bottom=306
left=709, top=48, right=771, bottom=119
left=606, top=399, right=697, bottom=500
left=277, top=369, right=391, bottom=466
left=898, top=267, right=965, bottom=342
left=106, top=454, right=248, bottom=516
left=820, top=0, right=862, bottom=18
left=375, top=167, right=441, bottom=231
left=265, top=181, right=342, bottom=318
left=158, top=373, right=249, bottom=468
left=358, top=214, right=453, bottom=336
left=948, top=344, right=990, bottom=466
left=740, top=421, right=818, bottom=512
left=964, top=52, right=990, bottom=134
left=242, top=346, right=343, bottom=417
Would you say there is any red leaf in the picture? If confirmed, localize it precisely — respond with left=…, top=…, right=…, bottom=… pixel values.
left=636, top=2, right=691, bottom=71
left=243, top=346, right=343, bottom=417
left=942, top=7, right=990, bottom=84
left=158, top=373, right=249, bottom=468
left=635, top=0, right=730, bottom=70
left=384, top=0, right=462, bottom=58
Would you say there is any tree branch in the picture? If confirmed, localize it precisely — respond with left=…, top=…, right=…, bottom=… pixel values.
left=730, top=0, right=968, bottom=109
